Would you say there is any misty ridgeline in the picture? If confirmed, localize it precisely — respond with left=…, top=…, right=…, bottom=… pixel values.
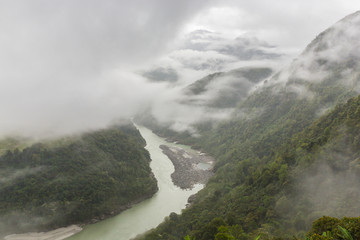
left=2, top=8, right=360, bottom=240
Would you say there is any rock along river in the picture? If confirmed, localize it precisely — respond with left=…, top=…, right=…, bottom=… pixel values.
left=66, top=125, right=203, bottom=240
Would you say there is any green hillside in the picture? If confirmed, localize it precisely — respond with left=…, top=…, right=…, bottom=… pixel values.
left=138, top=11, right=360, bottom=240
left=0, top=124, right=158, bottom=237
left=140, top=93, right=360, bottom=240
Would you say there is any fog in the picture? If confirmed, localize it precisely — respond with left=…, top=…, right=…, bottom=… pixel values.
left=0, top=0, right=212, bottom=137
left=275, top=130, right=360, bottom=231
left=0, top=1, right=360, bottom=138
left=0, top=166, right=43, bottom=186
left=266, top=10, right=360, bottom=103
left=2, top=2, right=360, bottom=238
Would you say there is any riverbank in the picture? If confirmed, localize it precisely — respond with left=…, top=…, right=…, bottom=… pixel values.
left=4, top=225, right=82, bottom=240
left=2, top=184, right=158, bottom=240
left=160, top=145, right=214, bottom=189
left=63, top=125, right=204, bottom=240
left=3, top=127, right=209, bottom=240
left=87, top=177, right=158, bottom=224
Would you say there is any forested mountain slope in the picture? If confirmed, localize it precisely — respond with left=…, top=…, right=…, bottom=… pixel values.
left=136, top=66, right=274, bottom=142
left=0, top=124, right=158, bottom=237
left=184, top=67, right=273, bottom=109
left=138, top=11, right=360, bottom=240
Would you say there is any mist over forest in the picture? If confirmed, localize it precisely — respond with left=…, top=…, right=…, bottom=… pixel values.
left=0, top=0, right=356, bottom=138
left=2, top=1, right=360, bottom=240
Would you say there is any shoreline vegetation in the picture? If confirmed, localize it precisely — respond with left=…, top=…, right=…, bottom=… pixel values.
left=2, top=191, right=158, bottom=240
left=0, top=124, right=158, bottom=238
left=85, top=179, right=158, bottom=225
left=3, top=129, right=214, bottom=240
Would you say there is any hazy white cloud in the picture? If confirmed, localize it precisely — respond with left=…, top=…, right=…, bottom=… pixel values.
left=271, top=10, right=360, bottom=100
left=184, top=0, right=360, bottom=50
left=0, top=0, right=359, bottom=137
left=151, top=87, right=235, bottom=133
left=0, top=167, right=44, bottom=186
left=0, top=0, right=212, bottom=137
left=169, top=49, right=237, bottom=71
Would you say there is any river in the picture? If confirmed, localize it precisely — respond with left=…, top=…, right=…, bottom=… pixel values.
left=66, top=125, right=203, bottom=240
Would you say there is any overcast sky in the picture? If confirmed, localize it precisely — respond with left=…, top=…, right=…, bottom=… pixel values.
left=0, top=0, right=359, bottom=137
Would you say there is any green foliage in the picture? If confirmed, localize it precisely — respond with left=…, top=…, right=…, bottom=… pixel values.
left=215, top=226, right=236, bottom=240
left=137, top=27, right=360, bottom=239
left=253, top=235, right=261, bottom=240
left=0, top=137, right=32, bottom=156
left=305, top=216, right=359, bottom=240
left=337, top=226, right=353, bottom=240
left=0, top=124, right=158, bottom=236
left=138, top=84, right=360, bottom=239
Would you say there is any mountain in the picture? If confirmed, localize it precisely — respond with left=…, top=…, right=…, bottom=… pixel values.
left=183, top=67, right=273, bottom=109
left=141, top=67, right=179, bottom=83
left=137, top=11, right=360, bottom=240
left=141, top=29, right=285, bottom=78
left=135, top=66, right=274, bottom=141
left=182, top=30, right=281, bottom=61
left=0, top=124, right=158, bottom=237
left=276, top=10, right=360, bottom=97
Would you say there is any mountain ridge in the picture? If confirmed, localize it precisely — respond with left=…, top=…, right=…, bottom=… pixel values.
left=137, top=10, right=360, bottom=240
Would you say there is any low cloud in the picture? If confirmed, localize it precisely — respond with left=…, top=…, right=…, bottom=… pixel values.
left=265, top=11, right=360, bottom=103
left=0, top=0, right=214, bottom=138
left=142, top=65, right=275, bottom=133
left=1, top=1, right=358, bottom=139
left=275, top=129, right=360, bottom=231
left=0, top=167, right=44, bottom=187
left=135, top=29, right=285, bottom=134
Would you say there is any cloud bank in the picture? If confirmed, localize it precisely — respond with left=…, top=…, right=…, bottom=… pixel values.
left=0, top=0, right=359, bottom=137
left=0, top=0, right=212, bottom=137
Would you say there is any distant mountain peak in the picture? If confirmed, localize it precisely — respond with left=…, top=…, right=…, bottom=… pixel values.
left=304, top=10, right=360, bottom=56
left=276, top=10, right=360, bottom=91
left=181, top=29, right=282, bottom=61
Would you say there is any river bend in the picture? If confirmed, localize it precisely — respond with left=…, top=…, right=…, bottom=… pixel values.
left=66, top=125, right=203, bottom=240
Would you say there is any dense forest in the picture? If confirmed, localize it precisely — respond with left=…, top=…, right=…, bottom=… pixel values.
left=0, top=124, right=158, bottom=237
left=137, top=12, right=360, bottom=240
left=1, top=7, right=360, bottom=240
left=139, top=92, right=360, bottom=239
